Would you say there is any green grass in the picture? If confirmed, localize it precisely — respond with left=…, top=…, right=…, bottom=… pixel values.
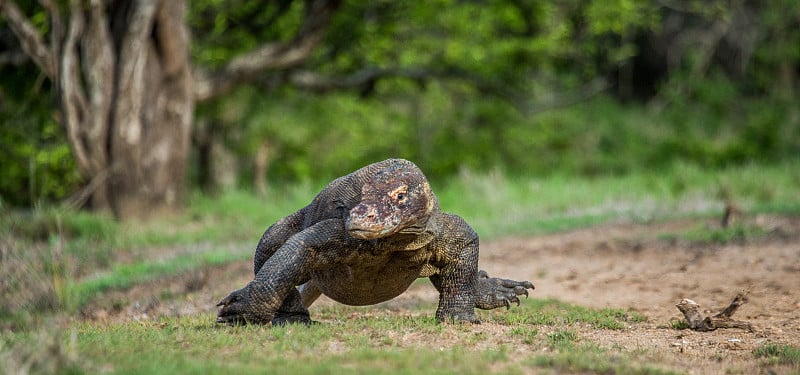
left=0, top=301, right=666, bottom=375
left=64, top=247, right=250, bottom=311
left=70, top=317, right=514, bottom=374
left=436, top=160, right=800, bottom=239
left=659, top=223, right=770, bottom=245
left=667, top=319, right=690, bottom=330
left=124, top=187, right=319, bottom=248
left=495, top=298, right=646, bottom=330
left=546, top=329, right=579, bottom=349
left=754, top=344, right=800, bottom=366
left=8, top=315, right=465, bottom=374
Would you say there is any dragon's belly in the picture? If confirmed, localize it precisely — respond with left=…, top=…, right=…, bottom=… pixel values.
left=311, top=249, right=432, bottom=306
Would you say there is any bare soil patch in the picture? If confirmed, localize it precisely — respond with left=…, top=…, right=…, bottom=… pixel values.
left=82, top=215, right=800, bottom=374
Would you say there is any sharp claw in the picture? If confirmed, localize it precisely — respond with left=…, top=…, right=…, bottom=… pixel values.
left=512, top=285, right=529, bottom=297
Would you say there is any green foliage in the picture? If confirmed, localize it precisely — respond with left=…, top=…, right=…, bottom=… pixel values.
left=668, top=319, right=690, bottom=330
left=198, top=81, right=800, bottom=186
left=3, top=0, right=800, bottom=209
left=188, top=0, right=304, bottom=68
left=754, top=344, right=800, bottom=366
left=0, top=68, right=81, bottom=208
left=1, top=6, right=80, bottom=208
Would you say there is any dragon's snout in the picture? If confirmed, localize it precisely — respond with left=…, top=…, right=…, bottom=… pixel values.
left=346, top=203, right=399, bottom=239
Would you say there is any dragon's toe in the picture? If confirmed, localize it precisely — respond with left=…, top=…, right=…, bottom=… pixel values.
left=476, top=271, right=535, bottom=311
left=216, top=287, right=271, bottom=325
left=514, top=285, right=530, bottom=297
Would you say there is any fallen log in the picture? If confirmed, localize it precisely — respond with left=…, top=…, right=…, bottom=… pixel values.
left=675, top=290, right=753, bottom=332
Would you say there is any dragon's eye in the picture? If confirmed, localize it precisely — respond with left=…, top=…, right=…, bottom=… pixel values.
left=396, top=193, right=405, bottom=201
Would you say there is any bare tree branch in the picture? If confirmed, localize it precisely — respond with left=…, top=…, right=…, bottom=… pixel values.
left=675, top=290, right=753, bottom=332
left=40, top=0, right=63, bottom=78
left=61, top=0, right=92, bottom=176
left=0, top=0, right=55, bottom=77
left=194, top=0, right=341, bottom=102
left=81, top=0, right=114, bottom=174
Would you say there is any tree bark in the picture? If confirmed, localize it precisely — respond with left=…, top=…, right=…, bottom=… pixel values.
left=1, top=0, right=339, bottom=219
left=1, top=0, right=193, bottom=219
left=107, top=0, right=193, bottom=219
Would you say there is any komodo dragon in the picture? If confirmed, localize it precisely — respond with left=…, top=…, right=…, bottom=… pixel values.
left=216, top=158, right=534, bottom=325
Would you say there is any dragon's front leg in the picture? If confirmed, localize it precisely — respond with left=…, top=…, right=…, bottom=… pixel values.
left=474, top=270, right=535, bottom=310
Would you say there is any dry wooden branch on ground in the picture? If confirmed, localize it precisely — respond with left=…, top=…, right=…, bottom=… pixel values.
left=675, top=291, right=753, bottom=332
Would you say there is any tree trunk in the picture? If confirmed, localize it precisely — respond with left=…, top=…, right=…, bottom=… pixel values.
left=2, top=0, right=338, bottom=220
left=104, top=0, right=193, bottom=219
left=46, top=0, right=192, bottom=219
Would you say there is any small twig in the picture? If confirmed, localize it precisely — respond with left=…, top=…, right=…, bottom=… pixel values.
left=675, top=290, right=753, bottom=332
left=60, top=163, right=114, bottom=210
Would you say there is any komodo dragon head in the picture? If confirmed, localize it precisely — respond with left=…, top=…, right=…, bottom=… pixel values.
left=346, top=159, right=437, bottom=240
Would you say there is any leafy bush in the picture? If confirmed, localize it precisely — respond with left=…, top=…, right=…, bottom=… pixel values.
left=0, top=65, right=82, bottom=207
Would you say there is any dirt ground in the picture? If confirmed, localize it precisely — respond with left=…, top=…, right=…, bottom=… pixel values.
left=84, top=214, right=800, bottom=374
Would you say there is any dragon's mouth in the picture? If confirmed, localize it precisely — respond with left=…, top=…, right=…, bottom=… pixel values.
left=346, top=217, right=400, bottom=239
left=347, top=226, right=396, bottom=240
left=347, top=228, right=380, bottom=240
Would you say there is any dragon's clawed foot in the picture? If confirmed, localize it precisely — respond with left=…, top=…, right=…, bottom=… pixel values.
left=216, top=285, right=272, bottom=325
left=475, top=270, right=535, bottom=310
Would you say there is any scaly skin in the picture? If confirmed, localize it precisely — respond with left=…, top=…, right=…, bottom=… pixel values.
left=216, top=159, right=534, bottom=325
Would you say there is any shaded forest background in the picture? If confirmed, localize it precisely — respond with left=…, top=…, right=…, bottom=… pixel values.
left=1, top=0, right=798, bottom=213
